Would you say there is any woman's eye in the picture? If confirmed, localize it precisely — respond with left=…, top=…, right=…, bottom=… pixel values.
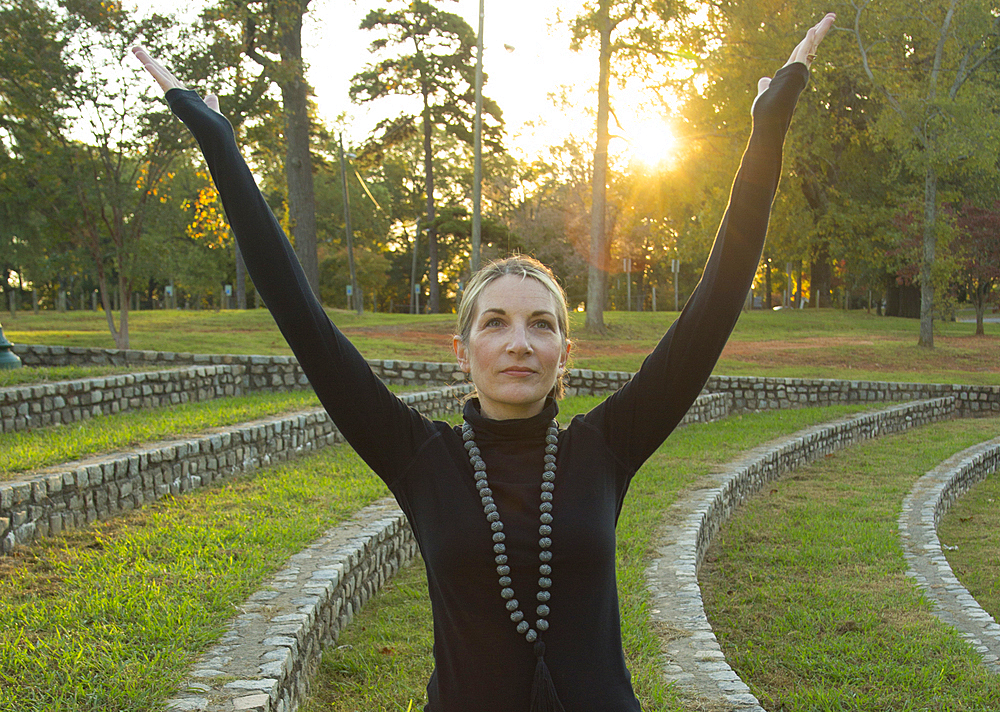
left=534, top=321, right=554, bottom=331
left=485, top=318, right=504, bottom=327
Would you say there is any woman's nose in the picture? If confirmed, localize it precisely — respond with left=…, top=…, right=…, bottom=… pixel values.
left=507, top=323, right=533, bottom=354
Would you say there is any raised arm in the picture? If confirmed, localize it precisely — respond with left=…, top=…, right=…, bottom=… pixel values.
left=131, top=47, right=432, bottom=485
left=583, top=14, right=836, bottom=472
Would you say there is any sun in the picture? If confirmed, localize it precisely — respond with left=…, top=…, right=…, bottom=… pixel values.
left=624, top=118, right=679, bottom=170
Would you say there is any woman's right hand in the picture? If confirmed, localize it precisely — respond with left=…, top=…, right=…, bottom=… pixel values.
left=132, top=45, right=221, bottom=114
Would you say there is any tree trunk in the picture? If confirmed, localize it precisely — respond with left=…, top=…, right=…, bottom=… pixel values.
left=585, top=0, right=611, bottom=334
left=918, top=164, right=937, bottom=348
left=422, top=95, right=439, bottom=313
left=811, top=249, right=832, bottom=308
left=278, top=4, right=319, bottom=299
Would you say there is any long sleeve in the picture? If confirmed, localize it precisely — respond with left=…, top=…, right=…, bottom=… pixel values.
left=582, top=62, right=810, bottom=472
left=166, top=90, right=434, bottom=486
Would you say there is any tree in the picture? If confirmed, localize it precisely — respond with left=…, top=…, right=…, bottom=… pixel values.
left=206, top=0, right=321, bottom=297
left=7, top=2, right=195, bottom=346
left=0, top=0, right=80, bottom=310
left=351, top=0, right=502, bottom=313
left=848, top=0, right=1000, bottom=347
left=953, top=200, right=1000, bottom=336
left=569, top=0, right=695, bottom=332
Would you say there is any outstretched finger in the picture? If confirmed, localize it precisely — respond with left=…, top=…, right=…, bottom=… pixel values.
left=132, top=45, right=187, bottom=94
left=784, top=13, right=836, bottom=68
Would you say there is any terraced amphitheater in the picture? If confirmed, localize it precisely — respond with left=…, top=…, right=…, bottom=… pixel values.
left=3, top=345, right=998, bottom=712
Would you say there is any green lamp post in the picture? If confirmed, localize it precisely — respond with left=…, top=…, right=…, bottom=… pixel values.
left=0, top=323, right=22, bottom=369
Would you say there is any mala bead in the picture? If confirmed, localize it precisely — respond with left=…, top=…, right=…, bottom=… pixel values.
left=464, top=419, right=560, bottom=648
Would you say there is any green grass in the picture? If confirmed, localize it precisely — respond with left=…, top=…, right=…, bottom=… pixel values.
left=700, top=417, right=1000, bottom=711
left=4, top=308, right=997, bottom=385
left=0, top=389, right=322, bottom=480
left=0, top=444, right=393, bottom=712
left=300, top=401, right=877, bottom=712
left=939, top=464, right=1000, bottom=628
left=301, top=557, right=435, bottom=712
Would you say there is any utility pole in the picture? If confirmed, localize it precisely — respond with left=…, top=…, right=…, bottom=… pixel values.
left=410, top=218, right=422, bottom=315
left=339, top=133, right=361, bottom=314
left=472, top=0, right=485, bottom=274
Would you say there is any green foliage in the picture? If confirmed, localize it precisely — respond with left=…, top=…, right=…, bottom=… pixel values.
left=351, top=0, right=503, bottom=312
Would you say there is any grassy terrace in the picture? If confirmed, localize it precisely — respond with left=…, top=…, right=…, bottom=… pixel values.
left=4, top=307, right=998, bottom=384
left=1, top=309, right=997, bottom=710
left=700, top=417, right=1000, bottom=710
left=0, top=390, right=320, bottom=480
left=0, top=400, right=877, bottom=712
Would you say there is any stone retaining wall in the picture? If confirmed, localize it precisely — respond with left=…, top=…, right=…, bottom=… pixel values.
left=12, top=346, right=999, bottom=419
left=933, top=440, right=1000, bottom=529
left=704, top=375, right=999, bottom=418
left=899, top=437, right=1000, bottom=677
left=166, top=499, right=417, bottom=712
left=173, top=395, right=970, bottom=712
left=0, top=366, right=246, bottom=434
left=694, top=396, right=957, bottom=570
left=647, top=396, right=961, bottom=711
left=0, top=386, right=470, bottom=554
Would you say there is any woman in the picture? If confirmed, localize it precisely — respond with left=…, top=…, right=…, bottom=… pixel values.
left=134, top=12, right=834, bottom=711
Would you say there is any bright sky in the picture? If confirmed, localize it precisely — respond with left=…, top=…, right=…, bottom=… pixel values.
left=154, top=0, right=681, bottom=165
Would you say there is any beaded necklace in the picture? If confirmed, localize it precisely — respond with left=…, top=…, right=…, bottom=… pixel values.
left=462, top=417, right=565, bottom=712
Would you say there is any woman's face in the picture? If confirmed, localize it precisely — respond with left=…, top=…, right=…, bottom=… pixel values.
left=454, top=274, right=570, bottom=421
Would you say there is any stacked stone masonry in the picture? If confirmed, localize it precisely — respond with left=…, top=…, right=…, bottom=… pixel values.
left=0, top=365, right=246, bottom=434
left=12, top=346, right=998, bottom=418
left=647, top=396, right=963, bottom=710
left=0, top=386, right=470, bottom=555
left=165, top=499, right=418, bottom=712
left=899, top=436, right=1000, bottom=676
left=6, top=345, right=1000, bottom=712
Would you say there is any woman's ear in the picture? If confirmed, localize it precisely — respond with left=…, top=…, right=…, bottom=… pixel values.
left=454, top=335, right=470, bottom=373
left=559, top=340, right=572, bottom=372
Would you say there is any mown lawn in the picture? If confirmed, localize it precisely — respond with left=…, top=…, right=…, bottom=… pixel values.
left=701, top=417, right=1000, bottom=711
left=4, top=307, right=997, bottom=384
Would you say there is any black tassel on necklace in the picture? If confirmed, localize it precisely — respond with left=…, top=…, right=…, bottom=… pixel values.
left=530, top=641, right=566, bottom=712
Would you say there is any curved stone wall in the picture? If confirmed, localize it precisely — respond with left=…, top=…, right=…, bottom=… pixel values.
left=0, top=365, right=247, bottom=434
left=12, top=345, right=998, bottom=418
left=0, top=386, right=471, bottom=554
left=647, top=396, right=960, bottom=710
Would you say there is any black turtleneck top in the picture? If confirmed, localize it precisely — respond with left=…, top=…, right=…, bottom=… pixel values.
left=167, top=61, right=809, bottom=712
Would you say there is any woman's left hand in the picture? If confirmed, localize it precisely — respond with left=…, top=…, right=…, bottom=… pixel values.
left=132, top=45, right=221, bottom=114
left=753, top=13, right=836, bottom=113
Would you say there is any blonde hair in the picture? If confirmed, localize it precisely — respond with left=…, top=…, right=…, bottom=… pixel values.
left=456, top=255, right=571, bottom=399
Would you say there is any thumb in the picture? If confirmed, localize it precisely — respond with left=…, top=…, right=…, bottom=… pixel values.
left=205, top=94, right=221, bottom=114
left=751, top=76, right=772, bottom=115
